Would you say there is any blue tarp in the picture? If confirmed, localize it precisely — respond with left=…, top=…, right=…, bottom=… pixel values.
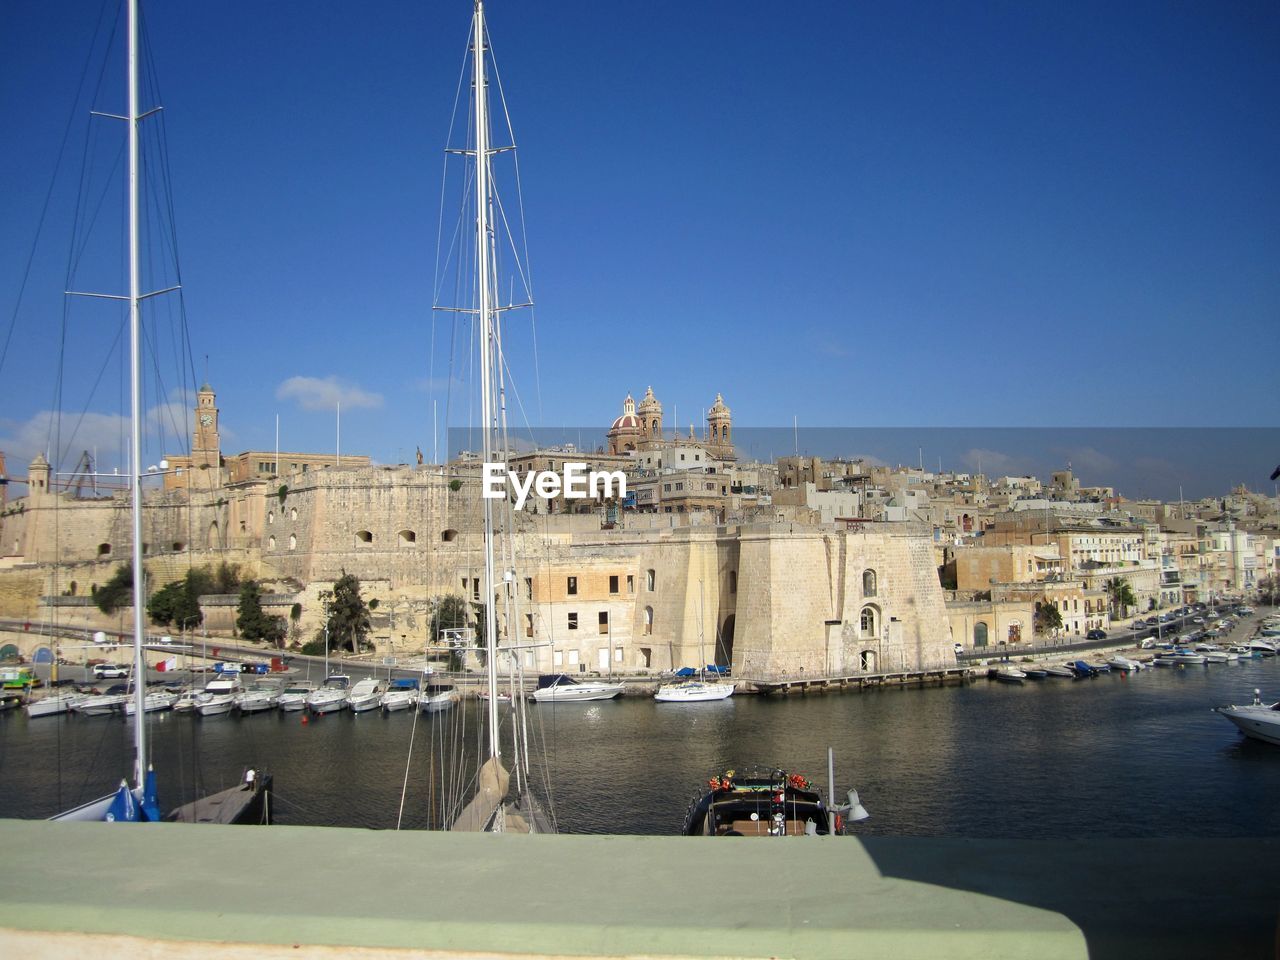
left=704, top=664, right=729, bottom=675
left=674, top=667, right=696, bottom=677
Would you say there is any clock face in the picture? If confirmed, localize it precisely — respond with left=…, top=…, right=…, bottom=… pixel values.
left=199, top=413, right=213, bottom=427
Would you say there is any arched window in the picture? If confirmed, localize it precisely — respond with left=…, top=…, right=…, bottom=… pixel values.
left=268, top=536, right=276, bottom=550
left=859, top=605, right=879, bottom=639
left=863, top=569, right=877, bottom=597
left=646, top=568, right=656, bottom=591
left=97, top=543, right=111, bottom=556
left=290, top=508, right=298, bottom=521
left=399, top=530, right=417, bottom=545
left=288, top=534, right=297, bottom=551
left=208, top=522, right=219, bottom=548
left=644, top=606, right=653, bottom=635
left=356, top=530, right=373, bottom=545
left=171, top=541, right=184, bottom=552
left=267, top=511, right=274, bottom=525
left=442, top=529, right=458, bottom=543
left=974, top=622, right=989, bottom=647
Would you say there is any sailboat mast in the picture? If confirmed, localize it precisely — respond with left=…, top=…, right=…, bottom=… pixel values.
left=473, top=0, right=501, bottom=760
left=126, top=0, right=148, bottom=787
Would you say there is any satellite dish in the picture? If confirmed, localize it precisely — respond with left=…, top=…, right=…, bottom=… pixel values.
left=93, top=631, right=108, bottom=644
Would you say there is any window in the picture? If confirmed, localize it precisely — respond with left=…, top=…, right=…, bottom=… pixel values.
left=290, top=508, right=298, bottom=521
left=643, top=605, right=654, bottom=635
left=399, top=529, right=416, bottom=545
left=568, top=612, right=579, bottom=631
left=553, top=650, right=563, bottom=668
left=859, top=605, right=879, bottom=639
left=268, top=536, right=276, bottom=550
left=97, top=543, right=111, bottom=556
left=863, top=569, right=878, bottom=597
left=356, top=530, right=373, bottom=544
left=567, top=649, right=579, bottom=666
left=525, top=614, right=534, bottom=638
left=609, top=575, right=619, bottom=594
left=599, top=611, right=609, bottom=634
left=646, top=569, right=656, bottom=591
left=525, top=577, right=533, bottom=600
left=472, top=579, right=480, bottom=601
left=729, top=570, right=737, bottom=594
left=442, top=529, right=458, bottom=542
left=567, top=576, right=578, bottom=596
left=268, top=511, right=274, bottom=525
left=289, top=534, right=297, bottom=551
left=627, top=574, right=634, bottom=593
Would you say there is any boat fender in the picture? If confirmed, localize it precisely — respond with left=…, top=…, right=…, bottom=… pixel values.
left=301, top=715, right=308, bottom=725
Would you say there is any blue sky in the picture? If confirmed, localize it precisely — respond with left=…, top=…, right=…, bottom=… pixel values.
left=1, top=1, right=1277, bottom=491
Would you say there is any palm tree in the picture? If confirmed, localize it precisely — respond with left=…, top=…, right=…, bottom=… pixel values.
left=1105, top=577, right=1137, bottom=619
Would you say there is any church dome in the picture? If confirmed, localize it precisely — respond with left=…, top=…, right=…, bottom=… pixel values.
left=611, top=412, right=641, bottom=431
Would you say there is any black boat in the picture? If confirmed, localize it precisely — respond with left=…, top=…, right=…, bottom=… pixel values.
left=681, top=766, right=867, bottom=837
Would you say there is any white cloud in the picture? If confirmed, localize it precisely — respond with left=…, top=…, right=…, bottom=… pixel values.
left=276, top=376, right=383, bottom=412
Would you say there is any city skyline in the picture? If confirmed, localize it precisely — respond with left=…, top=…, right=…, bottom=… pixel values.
left=2, top=1, right=1277, bottom=480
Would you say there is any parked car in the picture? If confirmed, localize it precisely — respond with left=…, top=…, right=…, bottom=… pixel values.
left=1086, top=629, right=1107, bottom=641
left=91, top=663, right=129, bottom=679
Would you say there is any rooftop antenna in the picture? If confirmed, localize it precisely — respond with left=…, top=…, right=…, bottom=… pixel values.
left=793, top=415, right=799, bottom=457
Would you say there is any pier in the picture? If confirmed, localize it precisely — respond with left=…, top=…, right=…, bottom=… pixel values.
left=746, top=666, right=971, bottom=695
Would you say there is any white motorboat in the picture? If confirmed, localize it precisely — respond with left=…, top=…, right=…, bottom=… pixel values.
left=306, top=675, right=351, bottom=714
left=1172, top=651, right=1207, bottom=665
left=195, top=676, right=241, bottom=717
left=348, top=678, right=386, bottom=713
left=380, top=678, right=419, bottom=712
left=277, top=681, right=315, bottom=712
left=1248, top=639, right=1277, bottom=656
left=993, top=666, right=1027, bottom=683
left=655, top=679, right=735, bottom=702
left=123, top=689, right=178, bottom=715
left=1107, top=656, right=1143, bottom=672
left=418, top=682, right=459, bottom=713
left=25, top=692, right=84, bottom=718
left=1216, top=690, right=1280, bottom=746
left=1041, top=665, right=1075, bottom=678
left=531, top=674, right=625, bottom=703
left=236, top=679, right=282, bottom=714
left=75, top=687, right=131, bottom=716
left=171, top=687, right=200, bottom=712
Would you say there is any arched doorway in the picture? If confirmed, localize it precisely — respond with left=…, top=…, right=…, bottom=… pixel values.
left=33, top=647, right=53, bottom=664
left=0, top=644, right=19, bottom=661
left=974, top=622, right=989, bottom=647
left=718, top=614, right=735, bottom=666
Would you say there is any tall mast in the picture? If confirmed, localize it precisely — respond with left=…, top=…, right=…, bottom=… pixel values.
left=126, top=0, right=148, bottom=787
left=473, top=0, right=502, bottom=762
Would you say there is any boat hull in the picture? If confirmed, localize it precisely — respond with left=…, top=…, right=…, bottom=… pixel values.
left=654, top=682, right=734, bottom=702
left=532, top=684, right=624, bottom=703
left=1217, top=707, right=1280, bottom=746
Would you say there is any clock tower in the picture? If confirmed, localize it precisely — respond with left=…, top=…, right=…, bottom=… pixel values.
left=193, top=383, right=221, bottom=470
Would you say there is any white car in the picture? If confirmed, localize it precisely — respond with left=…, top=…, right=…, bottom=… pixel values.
left=92, top=663, right=129, bottom=679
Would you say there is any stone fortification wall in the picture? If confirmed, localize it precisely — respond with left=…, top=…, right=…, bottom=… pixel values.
left=734, top=522, right=955, bottom=680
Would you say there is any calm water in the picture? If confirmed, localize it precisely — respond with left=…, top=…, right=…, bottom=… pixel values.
left=2, top=658, right=1278, bottom=836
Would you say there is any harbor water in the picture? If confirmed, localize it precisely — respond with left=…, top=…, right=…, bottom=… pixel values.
left=2, top=657, right=1278, bottom=836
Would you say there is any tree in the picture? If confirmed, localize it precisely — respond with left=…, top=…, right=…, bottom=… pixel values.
left=327, top=572, right=371, bottom=653
left=237, top=580, right=285, bottom=646
left=431, top=594, right=470, bottom=671
left=1105, top=577, right=1137, bottom=618
left=94, top=563, right=134, bottom=614
left=148, top=574, right=203, bottom=631
left=1036, top=602, right=1063, bottom=636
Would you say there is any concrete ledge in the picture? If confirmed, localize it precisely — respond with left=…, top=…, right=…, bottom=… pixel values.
left=0, top=821, right=1274, bottom=959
